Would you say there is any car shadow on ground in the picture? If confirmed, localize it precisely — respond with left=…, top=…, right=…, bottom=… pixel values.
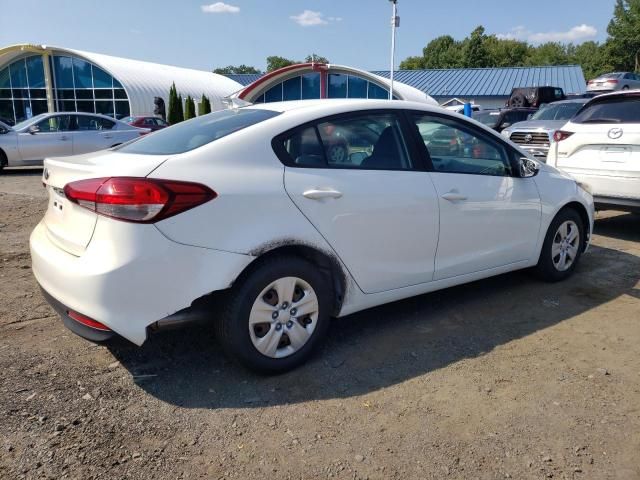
left=594, top=211, right=639, bottom=242
left=107, top=240, right=640, bottom=410
left=1, top=167, right=43, bottom=176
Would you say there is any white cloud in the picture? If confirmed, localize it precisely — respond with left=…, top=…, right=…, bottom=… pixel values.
left=497, top=24, right=597, bottom=44
left=290, top=10, right=329, bottom=27
left=201, top=2, right=240, bottom=14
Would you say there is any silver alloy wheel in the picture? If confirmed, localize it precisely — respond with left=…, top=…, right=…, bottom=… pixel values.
left=551, top=220, right=580, bottom=272
left=248, top=276, right=319, bottom=359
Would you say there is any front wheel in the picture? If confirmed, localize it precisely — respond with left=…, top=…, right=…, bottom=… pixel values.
left=216, top=255, right=331, bottom=373
left=534, top=208, right=585, bottom=282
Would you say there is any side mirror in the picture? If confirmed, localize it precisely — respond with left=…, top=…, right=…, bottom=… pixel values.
left=519, top=157, right=539, bottom=178
left=28, top=125, right=40, bottom=134
left=501, top=122, right=511, bottom=129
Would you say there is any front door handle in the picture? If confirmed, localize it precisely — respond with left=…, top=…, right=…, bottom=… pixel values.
left=303, top=189, right=343, bottom=200
left=441, top=191, right=468, bottom=201
left=59, top=136, right=69, bottom=141
left=103, top=134, right=113, bottom=139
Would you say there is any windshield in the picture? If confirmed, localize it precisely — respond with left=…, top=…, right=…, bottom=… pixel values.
left=530, top=102, right=585, bottom=121
left=12, top=113, right=49, bottom=131
left=472, top=111, right=500, bottom=128
left=117, top=108, right=281, bottom=155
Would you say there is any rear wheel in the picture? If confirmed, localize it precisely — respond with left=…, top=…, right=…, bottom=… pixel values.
left=0, top=149, right=6, bottom=174
left=534, top=208, right=585, bottom=282
left=216, top=255, right=331, bottom=373
left=509, top=93, right=527, bottom=108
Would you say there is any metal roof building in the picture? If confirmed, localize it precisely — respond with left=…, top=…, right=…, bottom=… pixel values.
left=0, top=44, right=243, bottom=124
left=227, top=65, right=587, bottom=108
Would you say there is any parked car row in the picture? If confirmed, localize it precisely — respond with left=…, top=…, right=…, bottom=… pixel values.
left=497, top=90, right=640, bottom=212
left=0, top=112, right=151, bottom=171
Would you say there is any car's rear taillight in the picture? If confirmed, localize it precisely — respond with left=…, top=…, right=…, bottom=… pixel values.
left=606, top=79, right=619, bottom=84
left=64, top=177, right=216, bottom=223
left=553, top=130, right=574, bottom=142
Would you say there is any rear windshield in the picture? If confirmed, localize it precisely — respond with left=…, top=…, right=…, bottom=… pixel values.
left=572, top=96, right=640, bottom=124
left=472, top=111, right=500, bottom=127
left=595, top=73, right=622, bottom=80
left=117, top=108, right=280, bottom=155
left=530, top=102, right=585, bottom=121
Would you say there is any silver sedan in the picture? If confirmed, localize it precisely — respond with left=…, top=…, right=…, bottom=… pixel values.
left=587, top=72, right=640, bottom=92
left=0, top=112, right=148, bottom=171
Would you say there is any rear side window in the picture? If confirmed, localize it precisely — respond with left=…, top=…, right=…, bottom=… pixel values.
left=77, top=116, right=115, bottom=131
left=118, top=108, right=280, bottom=155
left=573, top=96, right=640, bottom=124
left=278, top=112, right=412, bottom=170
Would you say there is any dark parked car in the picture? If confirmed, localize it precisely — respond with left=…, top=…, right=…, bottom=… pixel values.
left=471, top=108, right=537, bottom=133
left=507, top=87, right=566, bottom=108
left=121, top=116, right=169, bottom=132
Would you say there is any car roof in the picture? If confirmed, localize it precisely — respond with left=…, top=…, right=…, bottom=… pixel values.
left=548, top=98, right=589, bottom=104
left=246, top=99, right=442, bottom=114
left=583, top=89, right=640, bottom=101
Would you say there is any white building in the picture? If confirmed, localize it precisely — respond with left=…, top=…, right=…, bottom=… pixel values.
left=0, top=44, right=243, bottom=124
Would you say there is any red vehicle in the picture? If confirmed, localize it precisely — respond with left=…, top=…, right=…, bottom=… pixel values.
left=121, top=116, right=169, bottom=132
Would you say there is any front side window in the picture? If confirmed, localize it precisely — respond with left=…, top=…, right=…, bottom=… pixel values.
left=118, top=108, right=280, bottom=155
left=281, top=112, right=412, bottom=170
left=573, top=96, right=640, bottom=124
left=37, top=115, right=71, bottom=132
left=413, top=114, right=512, bottom=176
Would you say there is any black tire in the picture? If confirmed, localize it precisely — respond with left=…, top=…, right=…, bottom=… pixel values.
left=534, top=208, right=585, bottom=282
left=327, top=144, right=348, bottom=163
left=215, top=255, right=332, bottom=374
left=622, top=85, right=630, bottom=90
left=0, top=149, right=6, bottom=174
left=509, top=93, right=527, bottom=108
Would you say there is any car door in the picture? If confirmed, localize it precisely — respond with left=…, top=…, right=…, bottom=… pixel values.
left=279, top=110, right=440, bottom=294
left=410, top=112, right=541, bottom=281
left=17, top=114, right=73, bottom=162
left=72, top=115, right=116, bottom=154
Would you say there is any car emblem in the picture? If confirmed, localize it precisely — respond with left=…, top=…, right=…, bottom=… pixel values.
left=608, top=128, right=623, bottom=140
left=43, top=168, right=49, bottom=180
left=524, top=134, right=533, bottom=143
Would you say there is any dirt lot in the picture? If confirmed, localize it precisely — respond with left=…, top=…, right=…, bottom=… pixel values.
left=0, top=168, right=639, bottom=480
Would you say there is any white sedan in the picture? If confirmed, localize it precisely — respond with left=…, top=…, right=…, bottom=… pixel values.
left=30, top=100, right=594, bottom=372
left=0, top=112, right=147, bottom=171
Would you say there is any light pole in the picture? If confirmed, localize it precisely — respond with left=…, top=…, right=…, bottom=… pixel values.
left=389, top=0, right=399, bottom=100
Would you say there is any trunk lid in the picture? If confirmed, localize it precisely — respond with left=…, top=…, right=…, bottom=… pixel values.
left=43, top=150, right=169, bottom=256
left=555, top=122, right=640, bottom=177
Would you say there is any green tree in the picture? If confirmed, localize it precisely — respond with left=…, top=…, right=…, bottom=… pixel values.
left=184, top=95, right=196, bottom=120
left=606, top=0, right=640, bottom=71
left=399, top=55, right=426, bottom=70
left=266, top=55, right=297, bottom=72
left=198, top=94, right=211, bottom=116
left=421, top=35, right=464, bottom=69
left=167, top=82, right=184, bottom=125
left=304, top=53, right=329, bottom=64
left=213, top=64, right=261, bottom=74
left=485, top=37, right=530, bottom=67
left=567, top=41, right=611, bottom=79
left=463, top=26, right=491, bottom=68
left=525, top=42, right=569, bottom=66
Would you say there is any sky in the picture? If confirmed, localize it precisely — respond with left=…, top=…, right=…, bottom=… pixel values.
left=0, top=0, right=616, bottom=72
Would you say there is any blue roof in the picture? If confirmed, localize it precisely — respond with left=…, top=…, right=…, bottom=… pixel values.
left=370, top=65, right=586, bottom=97
left=224, top=65, right=587, bottom=96
left=224, top=73, right=263, bottom=86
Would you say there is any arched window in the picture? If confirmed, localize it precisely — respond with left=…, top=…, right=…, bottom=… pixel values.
left=52, top=55, right=130, bottom=119
left=0, top=56, right=48, bottom=124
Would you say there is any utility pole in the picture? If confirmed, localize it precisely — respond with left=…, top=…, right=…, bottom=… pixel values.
left=389, top=0, right=399, bottom=100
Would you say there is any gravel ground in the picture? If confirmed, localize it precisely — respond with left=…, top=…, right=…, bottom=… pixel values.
left=0, top=168, right=639, bottom=480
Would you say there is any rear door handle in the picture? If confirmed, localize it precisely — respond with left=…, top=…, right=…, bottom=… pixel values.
left=59, top=136, right=69, bottom=141
left=441, top=191, right=468, bottom=201
left=303, top=189, right=343, bottom=200
left=103, top=134, right=113, bottom=139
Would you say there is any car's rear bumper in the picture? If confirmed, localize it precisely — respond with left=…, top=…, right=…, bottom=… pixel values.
left=39, top=287, right=116, bottom=343
left=30, top=218, right=254, bottom=345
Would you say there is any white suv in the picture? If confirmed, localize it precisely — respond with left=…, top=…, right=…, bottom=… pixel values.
left=547, top=90, right=640, bottom=212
